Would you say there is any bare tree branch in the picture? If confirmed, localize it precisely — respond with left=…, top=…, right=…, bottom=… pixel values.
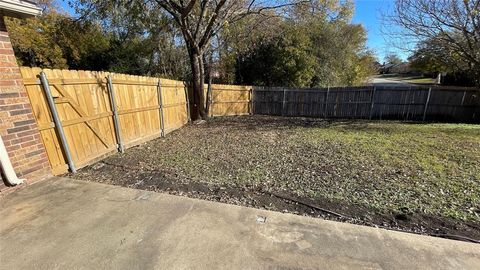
left=383, top=0, right=480, bottom=85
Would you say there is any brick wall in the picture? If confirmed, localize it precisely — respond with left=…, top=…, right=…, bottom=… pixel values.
left=0, top=15, right=51, bottom=193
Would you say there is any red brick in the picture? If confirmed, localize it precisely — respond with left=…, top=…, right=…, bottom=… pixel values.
left=21, top=140, right=37, bottom=148
left=0, top=104, right=23, bottom=111
left=0, top=72, right=22, bottom=80
left=6, top=125, right=30, bottom=134
left=10, top=109, right=31, bottom=116
left=0, top=67, right=14, bottom=73
left=0, top=80, right=17, bottom=86
left=11, top=135, right=34, bottom=145
left=18, top=164, right=43, bottom=176
left=0, top=92, right=19, bottom=98
left=0, top=48, right=14, bottom=54
left=16, top=129, right=38, bottom=138
left=0, top=61, right=16, bottom=67
left=14, top=119, right=36, bottom=126
left=6, top=144, right=20, bottom=152
left=25, top=149, right=46, bottom=158
left=1, top=133, right=17, bottom=140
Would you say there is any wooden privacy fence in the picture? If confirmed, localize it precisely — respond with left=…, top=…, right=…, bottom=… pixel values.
left=207, top=84, right=252, bottom=117
left=21, top=67, right=190, bottom=175
left=253, top=86, right=480, bottom=123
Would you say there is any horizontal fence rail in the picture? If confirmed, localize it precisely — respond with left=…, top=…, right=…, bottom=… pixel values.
left=253, top=86, right=480, bottom=123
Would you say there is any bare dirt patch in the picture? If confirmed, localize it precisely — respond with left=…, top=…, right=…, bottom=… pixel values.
left=69, top=116, right=480, bottom=243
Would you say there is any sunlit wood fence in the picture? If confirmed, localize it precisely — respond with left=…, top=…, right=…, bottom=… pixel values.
left=207, top=84, right=252, bottom=117
left=253, top=86, right=480, bottom=123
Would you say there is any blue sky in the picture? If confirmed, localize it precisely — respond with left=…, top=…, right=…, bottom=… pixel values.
left=352, top=0, right=407, bottom=62
left=59, top=0, right=407, bottom=62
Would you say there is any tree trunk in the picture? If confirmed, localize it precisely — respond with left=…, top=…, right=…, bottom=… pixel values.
left=190, top=52, right=207, bottom=120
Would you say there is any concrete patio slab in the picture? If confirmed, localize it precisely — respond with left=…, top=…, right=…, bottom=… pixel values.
left=1, top=177, right=479, bottom=270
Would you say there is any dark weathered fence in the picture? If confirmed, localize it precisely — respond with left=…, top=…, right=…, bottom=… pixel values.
left=253, top=86, right=480, bottom=123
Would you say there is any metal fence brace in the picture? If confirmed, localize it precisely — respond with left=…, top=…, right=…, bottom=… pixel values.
left=107, top=75, right=125, bottom=153
left=39, top=71, right=77, bottom=173
left=423, top=87, right=432, bottom=121
left=157, top=80, right=165, bottom=137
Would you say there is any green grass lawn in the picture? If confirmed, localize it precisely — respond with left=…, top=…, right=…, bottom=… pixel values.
left=300, top=121, right=480, bottom=221
left=377, top=74, right=436, bottom=85
left=403, top=77, right=436, bottom=84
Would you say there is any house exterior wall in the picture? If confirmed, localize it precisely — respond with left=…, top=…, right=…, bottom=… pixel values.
left=0, top=14, right=51, bottom=193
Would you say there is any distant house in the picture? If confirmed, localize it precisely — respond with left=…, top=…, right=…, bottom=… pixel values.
left=372, top=61, right=382, bottom=74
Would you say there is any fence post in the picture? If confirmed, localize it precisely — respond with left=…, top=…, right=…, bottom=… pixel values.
left=184, top=84, right=191, bottom=123
left=107, top=75, right=124, bottom=153
left=39, top=71, right=77, bottom=173
left=207, top=79, right=213, bottom=117
left=369, top=87, right=376, bottom=120
left=282, top=88, right=287, bottom=116
left=324, top=87, right=330, bottom=118
left=423, top=87, right=432, bottom=121
left=403, top=86, right=412, bottom=120
left=157, top=80, right=165, bottom=137
left=460, top=90, right=466, bottom=106
left=249, top=86, right=253, bottom=115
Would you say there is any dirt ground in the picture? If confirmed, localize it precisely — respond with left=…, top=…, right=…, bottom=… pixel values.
left=70, top=116, right=480, bottom=242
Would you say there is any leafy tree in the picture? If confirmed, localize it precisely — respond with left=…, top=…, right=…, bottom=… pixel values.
left=74, top=0, right=302, bottom=119
left=236, top=25, right=315, bottom=87
left=5, top=0, right=110, bottom=69
left=384, top=53, right=403, bottom=65
left=307, top=21, right=375, bottom=86
left=223, top=0, right=376, bottom=87
left=71, top=0, right=190, bottom=77
left=5, top=2, right=69, bottom=68
left=7, top=0, right=188, bottom=78
left=409, top=36, right=478, bottom=86
left=214, top=10, right=285, bottom=84
left=152, top=1, right=310, bottom=119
